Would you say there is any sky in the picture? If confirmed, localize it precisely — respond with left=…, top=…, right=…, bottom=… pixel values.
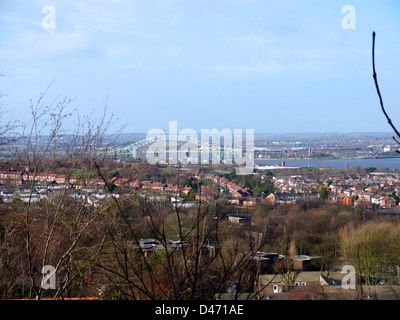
left=1, top=0, right=400, bottom=135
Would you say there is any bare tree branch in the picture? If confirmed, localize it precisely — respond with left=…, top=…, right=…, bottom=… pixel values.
left=372, top=31, right=400, bottom=149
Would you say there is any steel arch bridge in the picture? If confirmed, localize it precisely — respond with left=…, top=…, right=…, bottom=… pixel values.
left=100, top=134, right=244, bottom=161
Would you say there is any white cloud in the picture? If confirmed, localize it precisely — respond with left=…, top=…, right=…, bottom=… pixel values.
left=0, top=29, right=86, bottom=60
left=210, top=59, right=323, bottom=76
left=70, top=1, right=137, bottom=34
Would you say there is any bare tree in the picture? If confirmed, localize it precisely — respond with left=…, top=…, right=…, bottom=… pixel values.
left=372, top=31, right=400, bottom=148
left=92, top=171, right=274, bottom=300
left=0, top=71, right=19, bottom=146
left=0, top=82, right=283, bottom=300
left=0, top=82, right=125, bottom=299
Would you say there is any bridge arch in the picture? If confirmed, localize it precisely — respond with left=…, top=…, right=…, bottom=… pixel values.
left=101, top=134, right=243, bottom=162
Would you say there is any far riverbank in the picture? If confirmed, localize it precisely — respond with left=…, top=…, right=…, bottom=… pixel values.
left=256, top=157, right=400, bottom=170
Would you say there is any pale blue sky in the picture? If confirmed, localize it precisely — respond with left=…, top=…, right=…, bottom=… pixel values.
left=1, top=0, right=400, bottom=134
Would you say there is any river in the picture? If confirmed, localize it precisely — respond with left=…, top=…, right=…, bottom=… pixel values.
left=256, top=158, right=400, bottom=170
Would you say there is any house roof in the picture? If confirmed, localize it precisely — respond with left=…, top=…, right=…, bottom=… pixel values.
left=291, top=255, right=313, bottom=261
left=320, top=275, right=342, bottom=286
left=259, top=271, right=345, bottom=286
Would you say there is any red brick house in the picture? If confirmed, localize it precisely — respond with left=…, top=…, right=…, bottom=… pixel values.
left=228, top=198, right=242, bottom=205
left=330, top=193, right=352, bottom=206
left=182, top=186, right=192, bottom=195
left=381, top=196, right=397, bottom=208
left=151, top=182, right=166, bottom=191
left=243, top=198, right=259, bottom=207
